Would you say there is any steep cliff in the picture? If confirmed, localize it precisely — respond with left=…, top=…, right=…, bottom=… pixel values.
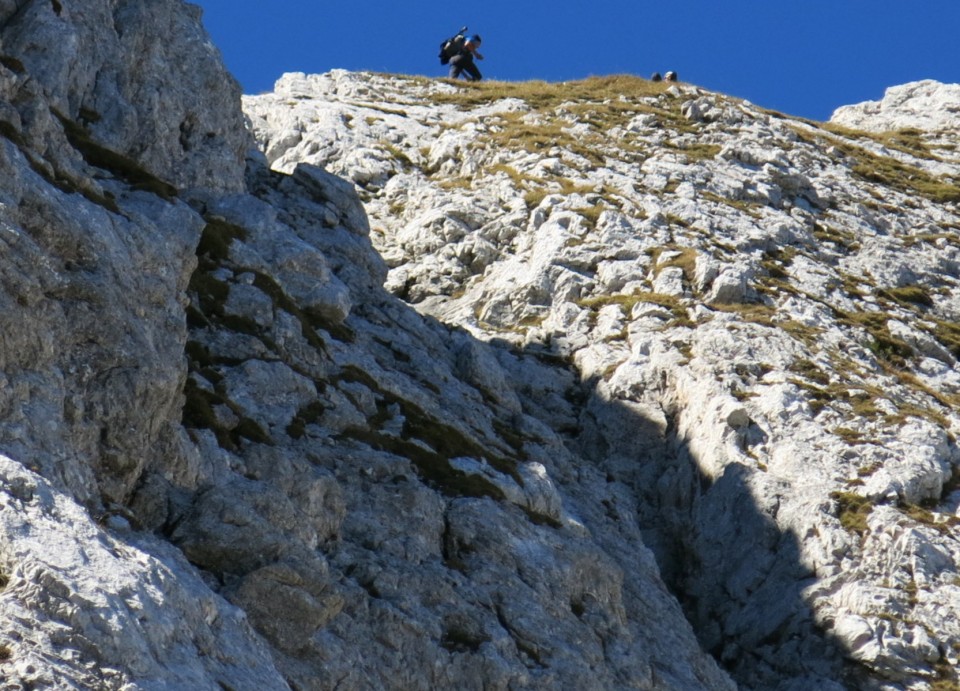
left=0, top=2, right=728, bottom=689
left=0, top=1, right=958, bottom=689
left=245, top=72, right=960, bottom=689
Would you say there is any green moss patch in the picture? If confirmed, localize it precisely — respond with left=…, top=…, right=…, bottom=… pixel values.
left=842, top=142, right=960, bottom=204
left=182, top=377, right=273, bottom=450
left=790, top=358, right=830, bottom=385
left=197, top=218, right=249, bottom=262
left=897, top=502, right=960, bottom=536
left=813, top=224, right=858, bottom=252
left=878, top=285, right=934, bottom=309
left=578, top=290, right=693, bottom=328
left=830, top=491, right=874, bottom=535
left=335, top=365, right=524, bottom=500
left=485, top=111, right=606, bottom=168
left=838, top=310, right=913, bottom=366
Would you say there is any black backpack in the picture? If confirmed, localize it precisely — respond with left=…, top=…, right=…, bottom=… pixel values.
left=439, top=26, right=468, bottom=65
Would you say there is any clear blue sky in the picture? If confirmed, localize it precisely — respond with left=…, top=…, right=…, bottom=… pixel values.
left=193, top=0, right=958, bottom=122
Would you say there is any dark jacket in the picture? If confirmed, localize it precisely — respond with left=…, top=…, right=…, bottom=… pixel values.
left=449, top=45, right=482, bottom=81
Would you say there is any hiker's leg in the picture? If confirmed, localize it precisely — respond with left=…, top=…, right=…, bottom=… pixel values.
left=464, top=62, right=482, bottom=81
left=448, top=55, right=464, bottom=79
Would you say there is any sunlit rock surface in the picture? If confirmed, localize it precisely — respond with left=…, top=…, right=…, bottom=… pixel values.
left=246, top=71, right=960, bottom=689
left=1, top=0, right=959, bottom=686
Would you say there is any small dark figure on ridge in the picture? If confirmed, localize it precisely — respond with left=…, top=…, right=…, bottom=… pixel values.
left=449, top=34, right=484, bottom=81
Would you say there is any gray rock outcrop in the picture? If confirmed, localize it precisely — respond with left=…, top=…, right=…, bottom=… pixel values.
left=1, top=0, right=959, bottom=687
left=247, top=72, right=960, bottom=689
left=831, top=80, right=960, bottom=134
left=0, top=3, right=729, bottom=689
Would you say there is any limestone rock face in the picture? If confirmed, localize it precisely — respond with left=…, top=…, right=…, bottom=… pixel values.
left=0, top=4, right=732, bottom=686
left=0, top=0, right=249, bottom=191
left=0, top=455, right=286, bottom=689
left=0, top=2, right=226, bottom=508
left=2, top=0, right=960, bottom=687
left=175, top=156, right=730, bottom=689
left=0, top=0, right=291, bottom=685
left=831, top=80, right=960, bottom=135
left=247, top=70, right=960, bottom=689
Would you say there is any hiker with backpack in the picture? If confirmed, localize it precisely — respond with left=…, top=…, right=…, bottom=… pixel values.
left=439, top=29, right=484, bottom=81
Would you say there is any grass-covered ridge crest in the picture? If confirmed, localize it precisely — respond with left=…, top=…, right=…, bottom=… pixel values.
left=432, top=74, right=672, bottom=109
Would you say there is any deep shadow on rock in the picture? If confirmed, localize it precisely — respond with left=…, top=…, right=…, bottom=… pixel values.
left=146, top=158, right=736, bottom=690
left=0, top=2, right=954, bottom=682
left=152, top=154, right=857, bottom=689
left=498, top=343, right=855, bottom=690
